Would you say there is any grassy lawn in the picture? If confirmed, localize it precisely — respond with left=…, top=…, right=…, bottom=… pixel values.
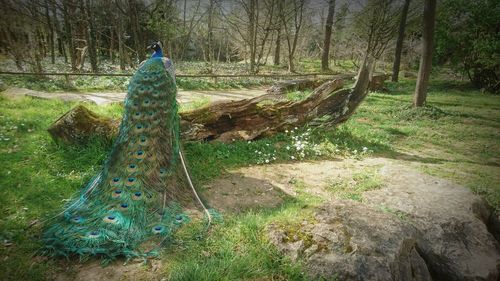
left=0, top=77, right=498, bottom=280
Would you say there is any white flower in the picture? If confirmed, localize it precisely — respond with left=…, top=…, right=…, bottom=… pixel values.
left=291, top=156, right=295, bottom=160
left=266, top=143, right=270, bottom=146
left=362, top=147, right=368, bottom=152
left=248, top=141, right=251, bottom=144
left=258, top=151, right=262, bottom=154
left=285, top=130, right=288, bottom=133
left=294, top=127, right=298, bottom=130
left=265, top=159, right=269, bottom=163
left=286, top=146, right=290, bottom=150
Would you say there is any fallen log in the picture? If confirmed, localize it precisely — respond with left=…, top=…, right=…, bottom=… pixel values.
left=48, top=105, right=119, bottom=145
left=48, top=59, right=375, bottom=144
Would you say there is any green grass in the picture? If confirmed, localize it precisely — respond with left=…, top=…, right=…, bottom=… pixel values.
left=0, top=76, right=499, bottom=280
left=325, top=167, right=384, bottom=201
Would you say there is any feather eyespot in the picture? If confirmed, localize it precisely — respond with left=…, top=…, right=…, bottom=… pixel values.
left=152, top=225, right=164, bottom=234
left=87, top=231, right=100, bottom=238
left=112, top=189, right=122, bottom=198
left=110, top=177, right=122, bottom=187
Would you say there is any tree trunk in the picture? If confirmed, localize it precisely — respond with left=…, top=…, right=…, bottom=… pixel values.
left=248, top=0, right=256, bottom=73
left=49, top=61, right=377, bottom=145
left=44, top=0, right=55, bottom=64
left=413, top=0, right=436, bottom=107
left=118, top=18, right=126, bottom=71
left=206, top=0, right=214, bottom=73
left=274, top=27, right=281, bottom=65
left=392, top=0, right=411, bottom=82
left=321, top=0, right=335, bottom=71
left=62, top=0, right=77, bottom=71
left=84, top=0, right=98, bottom=73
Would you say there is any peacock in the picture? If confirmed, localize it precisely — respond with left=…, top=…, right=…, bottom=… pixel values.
left=42, top=41, right=212, bottom=262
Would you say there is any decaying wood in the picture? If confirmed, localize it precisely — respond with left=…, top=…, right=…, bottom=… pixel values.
left=48, top=105, right=119, bottom=144
left=267, top=72, right=385, bottom=96
left=48, top=60, right=375, bottom=144
left=266, top=78, right=336, bottom=95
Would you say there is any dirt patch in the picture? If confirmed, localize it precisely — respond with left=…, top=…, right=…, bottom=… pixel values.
left=55, top=259, right=164, bottom=281
left=203, top=157, right=390, bottom=213
left=0, top=87, right=267, bottom=106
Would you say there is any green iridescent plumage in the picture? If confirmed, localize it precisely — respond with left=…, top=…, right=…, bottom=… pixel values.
left=42, top=58, right=192, bottom=261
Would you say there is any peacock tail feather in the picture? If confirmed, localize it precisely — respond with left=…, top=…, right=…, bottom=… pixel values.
left=42, top=58, right=197, bottom=262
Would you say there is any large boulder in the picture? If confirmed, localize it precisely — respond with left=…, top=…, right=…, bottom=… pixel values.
left=267, top=161, right=500, bottom=280
left=364, top=164, right=500, bottom=281
left=268, top=200, right=432, bottom=280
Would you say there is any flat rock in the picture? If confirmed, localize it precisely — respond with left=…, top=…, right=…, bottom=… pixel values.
left=364, top=164, right=500, bottom=281
left=267, top=160, right=500, bottom=281
left=268, top=200, right=432, bottom=280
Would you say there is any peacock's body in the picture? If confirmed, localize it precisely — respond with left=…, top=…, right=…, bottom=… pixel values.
left=43, top=53, right=200, bottom=261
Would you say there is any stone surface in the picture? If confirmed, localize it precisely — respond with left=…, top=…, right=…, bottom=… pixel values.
left=265, top=159, right=500, bottom=281
left=365, top=164, right=500, bottom=281
left=268, top=200, right=432, bottom=281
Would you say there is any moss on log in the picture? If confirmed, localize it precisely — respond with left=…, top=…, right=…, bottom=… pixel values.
left=47, top=105, right=119, bottom=144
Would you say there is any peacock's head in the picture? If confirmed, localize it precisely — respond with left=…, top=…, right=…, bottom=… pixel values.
left=147, top=41, right=163, bottom=58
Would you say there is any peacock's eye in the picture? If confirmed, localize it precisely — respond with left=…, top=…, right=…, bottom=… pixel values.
left=121, top=203, right=128, bottom=208
left=107, top=215, right=115, bottom=220
left=137, top=150, right=144, bottom=156
left=129, top=164, right=136, bottom=169
left=113, top=177, right=120, bottom=182
left=175, top=215, right=183, bottom=221
left=154, top=226, right=162, bottom=231
left=114, top=190, right=122, bottom=194
left=136, top=124, right=143, bottom=129
left=128, top=177, right=135, bottom=183
left=134, top=192, right=142, bottom=197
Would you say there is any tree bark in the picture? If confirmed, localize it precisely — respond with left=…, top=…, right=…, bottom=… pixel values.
left=321, top=0, right=335, bottom=71
left=62, top=0, right=77, bottom=71
left=49, top=61, right=377, bottom=145
left=84, top=0, right=98, bottom=73
left=392, top=0, right=411, bottom=82
left=274, top=27, right=281, bottom=65
left=413, top=0, right=436, bottom=107
left=44, top=0, right=55, bottom=64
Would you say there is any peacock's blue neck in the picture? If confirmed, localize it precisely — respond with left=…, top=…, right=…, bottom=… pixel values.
left=151, top=49, right=163, bottom=58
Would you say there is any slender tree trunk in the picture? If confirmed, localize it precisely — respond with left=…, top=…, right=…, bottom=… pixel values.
left=128, top=0, right=144, bottom=63
left=321, top=0, right=335, bottom=71
left=207, top=0, right=214, bottom=73
left=392, top=0, right=411, bottom=82
left=62, top=0, right=76, bottom=71
left=44, top=0, right=55, bottom=64
left=413, top=0, right=437, bottom=107
left=274, top=27, right=281, bottom=65
left=51, top=1, right=66, bottom=62
left=248, top=0, right=256, bottom=73
left=85, top=0, right=98, bottom=72
left=110, top=28, right=115, bottom=63
left=118, top=18, right=126, bottom=71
